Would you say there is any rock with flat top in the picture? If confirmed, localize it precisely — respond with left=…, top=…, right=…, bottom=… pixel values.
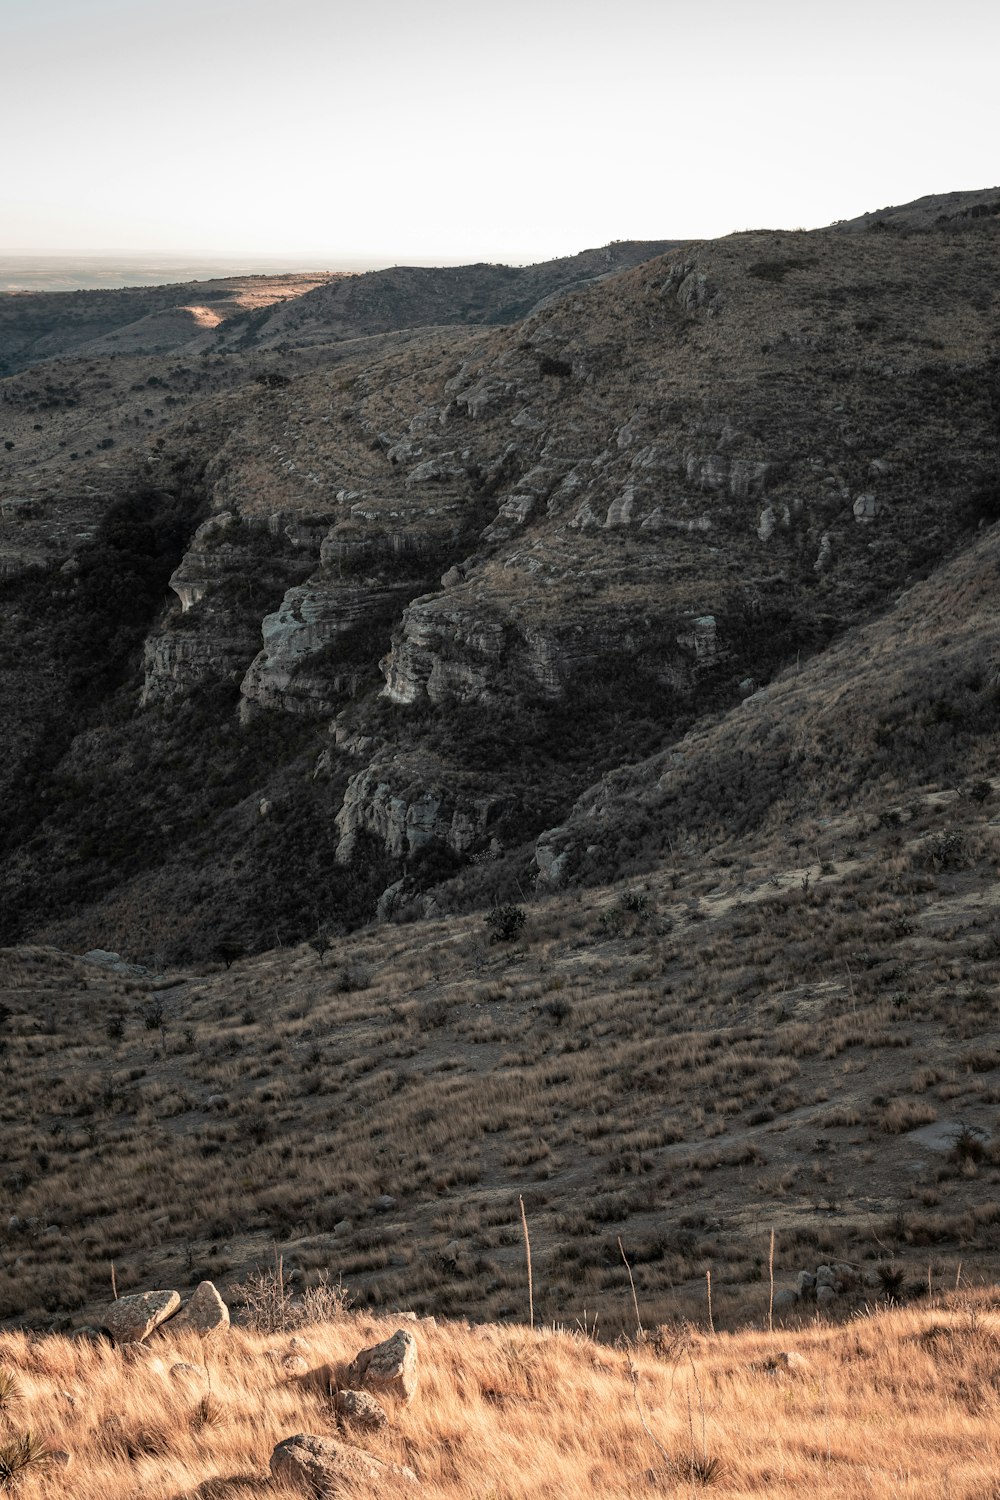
left=101, top=1290, right=180, bottom=1345
left=347, top=1328, right=418, bottom=1404
left=270, top=1433, right=418, bottom=1494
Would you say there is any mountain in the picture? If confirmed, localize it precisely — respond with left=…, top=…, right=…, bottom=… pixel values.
left=2, top=196, right=1000, bottom=1341
left=2, top=204, right=997, bottom=962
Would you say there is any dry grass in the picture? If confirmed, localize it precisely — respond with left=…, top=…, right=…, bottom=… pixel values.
left=3, top=1296, right=1000, bottom=1497
left=3, top=773, right=1000, bottom=1334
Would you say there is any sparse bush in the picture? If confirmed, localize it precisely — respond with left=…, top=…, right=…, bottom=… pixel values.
left=141, top=998, right=165, bottom=1031
left=620, top=890, right=650, bottom=915
left=309, top=932, right=332, bottom=965
left=486, top=904, right=526, bottom=944
left=918, top=830, right=970, bottom=870
left=214, top=941, right=245, bottom=970
left=232, top=1260, right=350, bottom=1332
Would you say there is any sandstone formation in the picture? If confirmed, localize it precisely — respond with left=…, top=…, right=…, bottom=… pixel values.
left=2, top=201, right=999, bottom=963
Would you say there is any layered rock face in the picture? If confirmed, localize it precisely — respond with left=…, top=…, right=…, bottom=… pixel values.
left=5, top=209, right=999, bottom=959
left=141, top=511, right=311, bottom=705
left=144, top=222, right=1000, bottom=906
left=334, top=751, right=508, bottom=864
left=239, top=577, right=416, bottom=717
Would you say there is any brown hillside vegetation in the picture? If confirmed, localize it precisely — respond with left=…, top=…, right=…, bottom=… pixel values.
left=3, top=1297, right=1000, bottom=1497
left=2, top=708, right=999, bottom=1335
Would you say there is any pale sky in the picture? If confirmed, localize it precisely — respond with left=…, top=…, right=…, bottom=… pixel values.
left=3, top=0, right=998, bottom=267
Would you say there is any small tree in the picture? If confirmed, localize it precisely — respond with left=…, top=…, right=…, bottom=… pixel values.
left=214, top=940, right=245, bottom=970
left=309, top=931, right=332, bottom=966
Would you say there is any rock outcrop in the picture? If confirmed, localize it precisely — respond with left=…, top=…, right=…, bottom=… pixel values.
left=346, top=1328, right=419, bottom=1405
left=240, top=578, right=415, bottom=718
left=333, top=1388, right=389, bottom=1432
left=270, top=1433, right=418, bottom=1494
left=335, top=754, right=506, bottom=864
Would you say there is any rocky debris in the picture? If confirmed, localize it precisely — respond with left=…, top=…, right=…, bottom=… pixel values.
left=81, top=949, right=154, bottom=978
left=346, top=1328, right=419, bottom=1405
left=333, top=1388, right=389, bottom=1432
left=101, top=1290, right=180, bottom=1344
left=270, top=1433, right=418, bottom=1494
left=786, top=1261, right=864, bottom=1308
left=852, top=492, right=883, bottom=523
left=170, top=1280, right=230, bottom=1336
left=0, top=496, right=39, bottom=520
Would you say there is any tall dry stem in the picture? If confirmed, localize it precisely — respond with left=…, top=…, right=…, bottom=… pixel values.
left=519, top=1194, right=534, bottom=1330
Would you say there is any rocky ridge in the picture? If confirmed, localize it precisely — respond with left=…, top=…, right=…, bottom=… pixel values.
left=1, top=201, right=998, bottom=958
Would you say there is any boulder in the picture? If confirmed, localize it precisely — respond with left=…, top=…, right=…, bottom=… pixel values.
left=333, top=1388, right=389, bottom=1432
left=170, top=1280, right=230, bottom=1336
left=270, top=1434, right=418, bottom=1494
left=347, top=1328, right=418, bottom=1405
left=816, top=1284, right=837, bottom=1306
left=102, top=1290, right=180, bottom=1344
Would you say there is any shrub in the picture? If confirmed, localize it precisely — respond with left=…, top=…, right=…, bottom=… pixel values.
left=485, top=904, right=526, bottom=943
left=0, top=1432, right=51, bottom=1487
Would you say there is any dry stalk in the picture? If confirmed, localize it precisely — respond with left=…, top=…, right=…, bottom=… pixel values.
left=519, top=1195, right=534, bottom=1330
left=618, top=1237, right=644, bottom=1341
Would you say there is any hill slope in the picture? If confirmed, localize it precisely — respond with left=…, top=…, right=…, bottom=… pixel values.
left=1, top=205, right=997, bottom=961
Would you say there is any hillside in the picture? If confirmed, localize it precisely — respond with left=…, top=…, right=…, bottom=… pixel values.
left=0, top=206, right=997, bottom=962
left=3, top=193, right=1000, bottom=1365
left=2, top=1297, right=1000, bottom=1499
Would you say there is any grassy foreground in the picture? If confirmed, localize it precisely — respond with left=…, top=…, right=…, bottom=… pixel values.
left=3, top=1294, right=1000, bottom=1497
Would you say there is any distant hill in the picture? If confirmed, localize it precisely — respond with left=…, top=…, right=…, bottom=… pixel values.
left=215, top=240, right=687, bottom=349
left=0, top=241, right=683, bottom=375
left=833, top=184, right=1000, bottom=232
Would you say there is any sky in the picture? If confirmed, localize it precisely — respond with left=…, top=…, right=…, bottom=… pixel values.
left=3, top=0, right=998, bottom=268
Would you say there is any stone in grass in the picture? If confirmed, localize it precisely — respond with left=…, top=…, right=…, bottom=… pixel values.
left=333, top=1388, right=389, bottom=1431
left=170, top=1362, right=208, bottom=1391
left=270, top=1434, right=418, bottom=1494
left=170, top=1280, right=230, bottom=1336
left=347, top=1329, right=418, bottom=1405
left=101, top=1290, right=180, bottom=1345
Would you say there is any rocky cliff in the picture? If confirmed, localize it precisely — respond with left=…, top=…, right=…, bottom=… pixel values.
left=1, top=201, right=998, bottom=960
